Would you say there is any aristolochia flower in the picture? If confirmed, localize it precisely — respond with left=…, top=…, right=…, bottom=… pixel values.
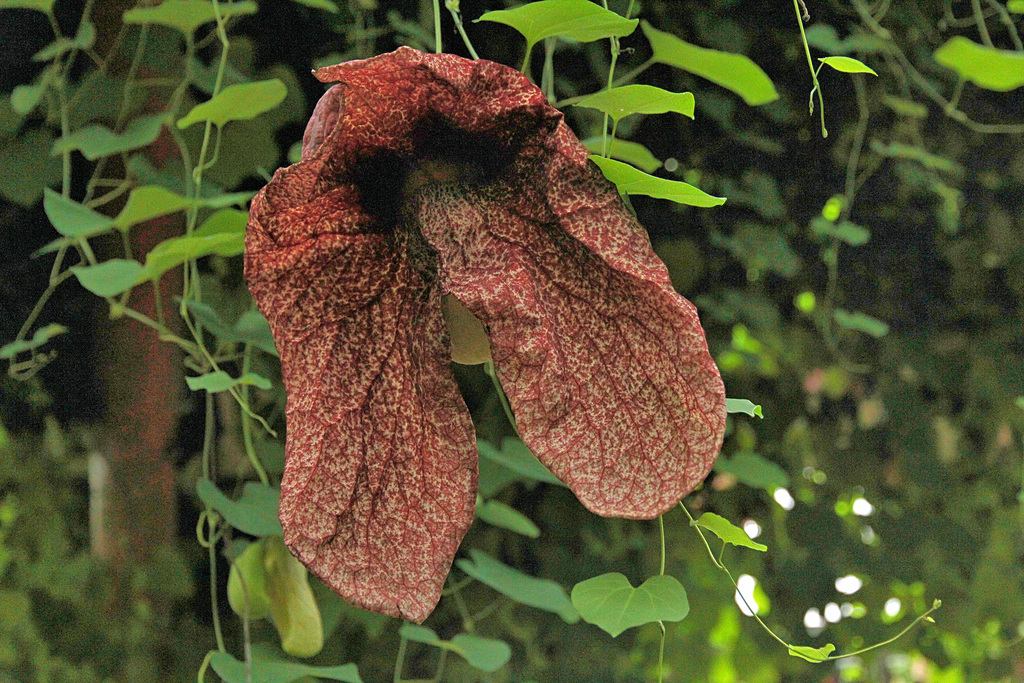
left=245, top=47, right=726, bottom=623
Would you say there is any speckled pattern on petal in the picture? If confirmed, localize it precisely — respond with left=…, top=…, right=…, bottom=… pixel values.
left=245, top=46, right=726, bottom=622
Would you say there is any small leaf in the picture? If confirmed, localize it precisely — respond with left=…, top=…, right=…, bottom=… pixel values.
left=590, top=155, right=725, bottom=207
left=184, top=300, right=278, bottom=357
left=290, top=0, right=339, bottom=10
left=580, top=136, right=661, bottom=173
left=142, top=232, right=243, bottom=281
left=694, top=512, right=768, bottom=551
left=398, top=624, right=442, bottom=646
left=810, top=217, right=871, bottom=246
left=934, top=36, right=1024, bottom=92
left=456, top=550, right=578, bottom=623
left=882, top=96, right=928, bottom=119
left=1009, top=0, right=1024, bottom=12
left=450, top=634, right=512, bottom=673
left=476, top=438, right=565, bottom=486
left=122, top=0, right=258, bottom=36
left=113, top=185, right=190, bottom=231
left=208, top=651, right=362, bottom=683
left=0, top=128, right=62, bottom=206
left=869, top=140, right=959, bottom=173
left=575, top=85, right=694, bottom=124
left=71, top=259, right=144, bottom=297
left=185, top=370, right=272, bottom=393
left=0, top=0, right=54, bottom=11
left=833, top=309, right=889, bottom=338
left=477, top=0, right=637, bottom=56
left=195, top=479, right=283, bottom=537
left=0, top=323, right=68, bottom=360
left=475, top=497, right=540, bottom=538
left=33, top=20, right=95, bottom=62
left=714, top=452, right=790, bottom=491
left=725, top=398, right=762, bottom=418
left=571, top=573, right=689, bottom=637
left=52, top=113, right=164, bottom=161
left=788, top=643, right=836, bottom=663
left=818, top=56, right=877, bottom=76
left=43, top=188, right=112, bottom=238
left=11, top=64, right=58, bottom=115
left=177, top=79, right=288, bottom=129
left=642, top=21, right=778, bottom=106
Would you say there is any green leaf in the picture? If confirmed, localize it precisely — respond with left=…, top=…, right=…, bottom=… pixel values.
left=589, top=155, right=726, bottom=207
left=184, top=300, right=279, bottom=357
left=803, top=23, right=886, bottom=55
left=575, top=85, right=694, bottom=124
left=398, top=624, right=442, bottom=646
left=71, top=259, right=144, bottom=297
left=52, top=113, right=164, bottom=161
left=122, top=0, right=258, bottom=36
left=43, top=188, right=113, bottom=238
left=580, top=137, right=661, bottom=173
left=398, top=626, right=511, bottom=674
left=476, top=438, right=565, bottom=486
left=0, top=129, right=62, bottom=206
left=113, top=185, right=190, bottom=231
left=195, top=480, right=283, bottom=536
left=934, top=36, right=1024, bottom=92
left=1009, top=0, right=1024, bottom=12
left=818, top=56, right=877, bottom=76
left=882, top=95, right=928, bottom=119
left=195, top=207, right=248, bottom=237
left=810, top=217, right=871, bottom=246
left=694, top=512, right=768, bottom=551
left=33, top=20, right=95, bottom=62
left=11, top=64, right=58, bottom=115
left=142, top=232, right=243, bottom=281
left=209, top=651, right=362, bottom=683
left=714, top=452, right=790, bottom=491
left=571, top=573, right=689, bottom=637
left=186, top=371, right=272, bottom=393
left=456, top=550, right=578, bottom=623
left=477, top=0, right=637, bottom=55
left=449, top=634, right=512, bottom=673
left=290, top=0, right=339, bottom=10
left=0, top=324, right=68, bottom=360
left=475, top=497, right=540, bottom=538
left=833, top=309, right=889, bottom=338
left=869, top=140, right=960, bottom=173
left=642, top=21, right=778, bottom=106
left=725, top=398, right=762, bottom=418
left=0, top=0, right=54, bottom=11
left=177, top=79, right=288, bottom=129
left=787, top=644, right=836, bottom=663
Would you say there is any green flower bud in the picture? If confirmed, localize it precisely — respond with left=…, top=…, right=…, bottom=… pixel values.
left=263, top=535, right=324, bottom=658
left=227, top=539, right=272, bottom=620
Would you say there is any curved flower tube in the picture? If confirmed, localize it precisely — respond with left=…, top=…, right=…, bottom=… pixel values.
left=245, top=47, right=726, bottom=623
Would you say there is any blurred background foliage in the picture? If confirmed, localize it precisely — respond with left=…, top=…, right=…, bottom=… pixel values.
left=1, top=0, right=1023, bottom=681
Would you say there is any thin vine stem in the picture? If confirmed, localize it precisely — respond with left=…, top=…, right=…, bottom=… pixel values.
left=794, top=0, right=827, bottom=137
left=433, top=0, right=442, bottom=54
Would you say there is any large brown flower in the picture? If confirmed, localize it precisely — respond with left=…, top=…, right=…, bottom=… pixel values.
left=245, top=47, right=726, bottom=623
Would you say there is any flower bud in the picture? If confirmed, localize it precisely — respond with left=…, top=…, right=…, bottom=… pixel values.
left=227, top=539, right=272, bottom=620
left=263, top=535, right=324, bottom=658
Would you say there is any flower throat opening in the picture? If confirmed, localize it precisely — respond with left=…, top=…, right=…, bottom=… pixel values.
left=347, top=114, right=522, bottom=235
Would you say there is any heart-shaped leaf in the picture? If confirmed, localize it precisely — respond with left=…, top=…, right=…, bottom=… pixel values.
left=590, top=155, right=725, bottom=207
left=71, top=259, right=144, bottom=298
left=177, top=79, right=287, bottom=129
left=456, top=550, right=578, bottom=622
left=575, top=85, right=694, bottom=124
left=788, top=643, right=836, bottom=663
left=52, top=113, right=164, bottom=161
left=818, top=56, right=877, bottom=76
left=195, top=480, right=283, bottom=537
left=642, top=21, right=778, bottom=106
left=714, top=452, right=789, bottom=491
left=208, top=651, right=361, bottom=683
left=43, top=188, right=112, bottom=238
left=571, top=573, right=689, bottom=637
left=933, top=36, right=1024, bottom=92
left=580, top=137, right=661, bottom=173
left=694, top=512, right=768, bottom=551
left=122, top=0, right=257, bottom=36
left=725, top=398, right=763, bottom=418
left=477, top=0, right=637, bottom=52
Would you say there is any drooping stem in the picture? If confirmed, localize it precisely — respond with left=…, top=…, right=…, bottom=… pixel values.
left=794, top=0, right=827, bottom=137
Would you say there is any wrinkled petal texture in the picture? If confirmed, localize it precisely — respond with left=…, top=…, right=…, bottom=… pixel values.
left=245, top=47, right=726, bottom=621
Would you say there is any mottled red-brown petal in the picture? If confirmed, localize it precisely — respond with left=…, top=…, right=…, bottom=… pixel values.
left=245, top=46, right=725, bottom=623
left=246, top=137, right=477, bottom=622
left=417, top=175, right=725, bottom=518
